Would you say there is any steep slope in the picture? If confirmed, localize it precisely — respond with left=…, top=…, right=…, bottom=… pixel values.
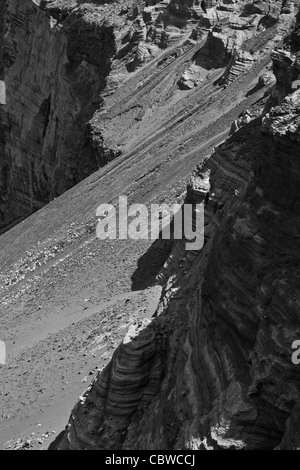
left=0, top=0, right=294, bottom=232
left=0, top=0, right=299, bottom=451
left=55, top=8, right=300, bottom=451
left=0, top=66, right=269, bottom=449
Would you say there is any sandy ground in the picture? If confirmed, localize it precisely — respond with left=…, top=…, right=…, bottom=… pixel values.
left=1, top=283, right=162, bottom=450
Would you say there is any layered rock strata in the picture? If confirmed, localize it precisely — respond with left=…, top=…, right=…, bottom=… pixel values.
left=0, top=0, right=121, bottom=231
left=56, top=10, right=300, bottom=450
left=1, top=0, right=297, bottom=231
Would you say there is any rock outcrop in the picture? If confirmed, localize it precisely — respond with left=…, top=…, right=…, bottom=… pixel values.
left=57, top=318, right=165, bottom=450
left=179, top=0, right=295, bottom=88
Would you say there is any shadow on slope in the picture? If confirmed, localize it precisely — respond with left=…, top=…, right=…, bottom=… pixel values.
left=131, top=237, right=173, bottom=291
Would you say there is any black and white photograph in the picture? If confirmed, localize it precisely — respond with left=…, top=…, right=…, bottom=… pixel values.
left=0, top=0, right=300, bottom=455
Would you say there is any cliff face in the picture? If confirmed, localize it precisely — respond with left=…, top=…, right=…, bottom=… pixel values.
left=0, top=0, right=295, bottom=232
left=0, top=0, right=121, bottom=231
left=1, top=0, right=300, bottom=451
left=56, top=8, right=300, bottom=451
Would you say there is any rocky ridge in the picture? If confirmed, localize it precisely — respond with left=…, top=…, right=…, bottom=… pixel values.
left=0, top=0, right=296, bottom=231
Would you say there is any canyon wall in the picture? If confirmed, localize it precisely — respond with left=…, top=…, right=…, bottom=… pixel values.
left=0, top=0, right=295, bottom=232
left=1, top=0, right=300, bottom=450
left=55, top=6, right=300, bottom=450
left=0, top=0, right=120, bottom=231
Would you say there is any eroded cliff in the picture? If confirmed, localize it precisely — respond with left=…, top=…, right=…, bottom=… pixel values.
left=55, top=5, right=300, bottom=450
left=0, top=0, right=122, bottom=231
left=1, top=0, right=300, bottom=451
left=0, top=0, right=295, bottom=232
